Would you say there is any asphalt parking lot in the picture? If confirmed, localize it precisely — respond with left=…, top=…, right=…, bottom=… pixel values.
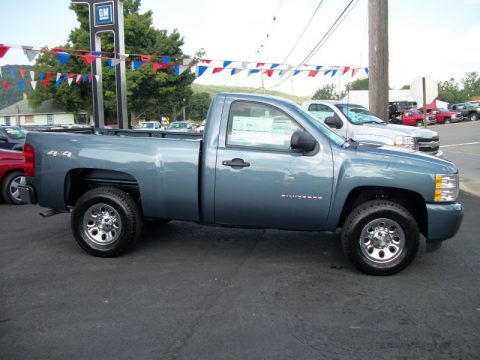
left=1, top=189, right=479, bottom=360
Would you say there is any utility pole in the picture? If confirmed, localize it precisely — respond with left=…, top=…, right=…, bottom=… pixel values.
left=368, top=0, right=389, bottom=121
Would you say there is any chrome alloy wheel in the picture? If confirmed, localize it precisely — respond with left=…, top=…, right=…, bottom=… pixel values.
left=82, top=203, right=122, bottom=247
left=359, top=218, right=405, bottom=264
left=10, top=175, right=26, bottom=202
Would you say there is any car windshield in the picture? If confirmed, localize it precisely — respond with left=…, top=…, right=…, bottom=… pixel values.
left=335, top=105, right=385, bottom=124
left=138, top=123, right=154, bottom=129
left=168, top=122, right=188, bottom=129
left=293, top=106, right=346, bottom=147
left=1, top=127, right=26, bottom=139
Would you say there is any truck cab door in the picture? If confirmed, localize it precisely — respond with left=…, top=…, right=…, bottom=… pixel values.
left=214, top=100, right=333, bottom=231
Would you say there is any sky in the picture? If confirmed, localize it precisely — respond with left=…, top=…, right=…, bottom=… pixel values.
left=0, top=0, right=479, bottom=96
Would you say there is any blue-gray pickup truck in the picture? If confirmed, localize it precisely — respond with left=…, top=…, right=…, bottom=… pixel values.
left=19, top=93, right=464, bottom=275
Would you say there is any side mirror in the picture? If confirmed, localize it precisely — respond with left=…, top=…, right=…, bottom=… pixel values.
left=291, top=130, right=317, bottom=153
left=324, top=116, right=343, bottom=129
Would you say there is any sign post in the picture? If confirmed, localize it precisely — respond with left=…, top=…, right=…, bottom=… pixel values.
left=71, top=0, right=128, bottom=129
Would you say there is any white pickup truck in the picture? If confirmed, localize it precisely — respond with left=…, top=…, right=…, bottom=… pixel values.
left=302, top=100, right=442, bottom=157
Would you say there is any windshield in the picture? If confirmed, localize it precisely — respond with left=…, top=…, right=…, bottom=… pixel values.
left=335, top=105, right=385, bottom=124
left=293, top=106, right=346, bottom=147
left=168, top=122, right=188, bottom=129
left=1, top=127, right=27, bottom=139
left=138, top=123, right=154, bottom=129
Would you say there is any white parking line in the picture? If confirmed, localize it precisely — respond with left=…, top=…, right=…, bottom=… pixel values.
left=442, top=142, right=480, bottom=148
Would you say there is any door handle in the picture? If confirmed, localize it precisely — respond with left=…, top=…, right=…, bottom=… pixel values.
left=222, top=158, right=250, bottom=169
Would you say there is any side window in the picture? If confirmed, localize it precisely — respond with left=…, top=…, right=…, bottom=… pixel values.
left=308, top=104, right=335, bottom=122
left=227, top=101, right=303, bottom=151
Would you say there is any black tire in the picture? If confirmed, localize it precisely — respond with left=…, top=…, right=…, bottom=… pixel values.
left=444, top=118, right=451, bottom=124
left=1, top=171, right=26, bottom=205
left=341, top=200, right=420, bottom=275
left=416, top=120, right=423, bottom=127
left=470, top=113, right=478, bottom=121
left=71, top=187, right=142, bottom=257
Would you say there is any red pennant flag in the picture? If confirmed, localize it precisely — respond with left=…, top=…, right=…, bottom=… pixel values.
left=342, top=66, right=350, bottom=75
left=68, top=73, right=76, bottom=79
left=308, top=70, right=319, bottom=77
left=46, top=72, right=53, bottom=82
left=19, top=68, right=25, bottom=79
left=140, top=55, right=152, bottom=62
left=152, top=62, right=169, bottom=72
left=212, top=67, right=224, bottom=74
left=0, top=45, right=10, bottom=58
left=202, top=59, right=212, bottom=64
left=81, top=55, right=96, bottom=65
left=3, top=82, right=10, bottom=91
left=89, top=75, right=93, bottom=83
left=43, top=80, right=49, bottom=89
left=52, top=47, right=64, bottom=53
left=264, top=69, right=274, bottom=77
left=351, top=68, right=358, bottom=77
left=256, top=62, right=265, bottom=68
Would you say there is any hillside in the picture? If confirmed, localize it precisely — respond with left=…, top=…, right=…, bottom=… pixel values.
left=192, top=84, right=311, bottom=104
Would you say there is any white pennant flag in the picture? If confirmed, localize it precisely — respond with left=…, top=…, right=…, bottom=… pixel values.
left=231, top=68, right=244, bottom=76
left=30, top=81, right=37, bottom=90
left=110, top=58, right=122, bottom=66
left=30, top=71, right=35, bottom=80
left=67, top=77, right=73, bottom=86
left=176, top=65, right=188, bottom=76
left=182, top=57, right=192, bottom=66
left=22, top=46, right=38, bottom=62
left=118, top=53, right=129, bottom=61
left=241, top=62, right=249, bottom=69
left=56, top=73, right=62, bottom=81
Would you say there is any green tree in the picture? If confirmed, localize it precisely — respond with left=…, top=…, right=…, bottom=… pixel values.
left=347, top=77, right=369, bottom=90
left=400, top=84, right=410, bottom=90
left=186, top=92, right=211, bottom=120
left=438, top=78, right=468, bottom=104
left=462, top=71, right=480, bottom=99
left=0, top=65, right=33, bottom=109
left=312, top=84, right=337, bottom=100
left=28, top=0, right=195, bottom=124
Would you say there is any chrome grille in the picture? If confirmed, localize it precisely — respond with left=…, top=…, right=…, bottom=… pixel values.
left=416, top=136, right=440, bottom=154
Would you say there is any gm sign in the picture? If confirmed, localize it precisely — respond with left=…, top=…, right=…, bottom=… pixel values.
left=95, top=2, right=114, bottom=26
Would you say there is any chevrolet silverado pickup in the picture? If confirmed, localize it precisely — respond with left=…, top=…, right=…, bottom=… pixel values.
left=19, top=93, right=463, bottom=275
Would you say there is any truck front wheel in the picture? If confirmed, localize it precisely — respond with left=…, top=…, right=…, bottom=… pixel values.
left=71, top=187, right=142, bottom=257
left=341, top=200, right=419, bottom=275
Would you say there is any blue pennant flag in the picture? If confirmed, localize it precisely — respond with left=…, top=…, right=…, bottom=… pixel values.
left=324, top=70, right=331, bottom=76
left=9, top=68, right=14, bottom=77
left=18, top=81, right=24, bottom=92
left=162, top=56, right=171, bottom=64
left=39, top=71, right=44, bottom=80
left=293, top=70, right=301, bottom=76
left=223, top=60, right=232, bottom=68
left=197, top=66, right=208, bottom=77
left=249, top=69, right=261, bottom=74
left=63, top=73, right=68, bottom=81
left=55, top=52, right=71, bottom=66
left=107, top=59, right=115, bottom=68
left=231, top=69, right=238, bottom=76
left=364, top=67, right=369, bottom=75
left=132, top=60, right=145, bottom=70
left=82, top=74, right=89, bottom=83
left=55, top=79, right=62, bottom=87
left=270, top=63, right=279, bottom=69
left=316, top=65, right=322, bottom=71
left=92, top=51, right=102, bottom=57
left=331, top=69, right=338, bottom=77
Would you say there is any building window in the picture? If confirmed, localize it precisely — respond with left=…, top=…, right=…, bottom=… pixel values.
left=25, top=115, right=34, bottom=124
left=5, top=116, right=11, bottom=126
left=47, top=114, right=54, bottom=125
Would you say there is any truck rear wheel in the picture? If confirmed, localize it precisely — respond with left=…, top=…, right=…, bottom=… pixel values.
left=71, top=187, right=142, bottom=257
left=341, top=200, right=419, bottom=275
left=1, top=171, right=26, bottom=205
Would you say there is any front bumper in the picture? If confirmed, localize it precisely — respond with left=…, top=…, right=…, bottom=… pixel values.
left=18, top=185, right=37, bottom=204
left=426, top=202, right=463, bottom=241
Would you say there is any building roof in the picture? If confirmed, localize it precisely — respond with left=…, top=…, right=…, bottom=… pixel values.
left=0, top=98, right=68, bottom=116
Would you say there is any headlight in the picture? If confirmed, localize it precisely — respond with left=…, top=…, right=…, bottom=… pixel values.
left=434, top=174, right=459, bottom=202
left=394, top=135, right=415, bottom=149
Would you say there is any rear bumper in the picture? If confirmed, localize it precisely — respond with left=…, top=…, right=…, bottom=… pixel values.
left=426, top=202, right=463, bottom=242
left=18, top=185, right=37, bottom=204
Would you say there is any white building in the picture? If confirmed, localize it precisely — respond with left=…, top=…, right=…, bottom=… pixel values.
left=0, top=98, right=90, bottom=126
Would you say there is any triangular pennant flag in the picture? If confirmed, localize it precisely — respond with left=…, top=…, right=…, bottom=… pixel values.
left=30, top=71, right=35, bottom=80
left=82, top=74, right=89, bottom=83
left=183, top=58, right=192, bottom=66
left=22, top=46, right=37, bottom=62
left=39, top=71, right=44, bottom=80
left=140, top=55, right=152, bottom=62
left=63, top=73, right=68, bottom=81
left=241, top=62, right=249, bottom=69
left=331, top=69, right=338, bottom=77
left=212, top=67, right=224, bottom=74
left=56, top=73, right=62, bottom=81
left=175, top=64, right=188, bottom=76
left=201, top=59, right=211, bottom=64
left=308, top=70, right=319, bottom=78
left=231, top=68, right=244, bottom=76
left=107, top=58, right=122, bottom=67
left=43, top=80, right=49, bottom=89
left=76, top=74, right=82, bottom=84
left=18, top=82, right=25, bottom=92
left=0, top=45, right=10, bottom=58
left=119, top=54, right=129, bottom=61
left=293, top=70, right=301, bottom=76
left=55, top=79, right=61, bottom=87
left=55, top=52, right=71, bottom=66
left=162, top=56, right=171, bottom=64
left=9, top=68, right=14, bottom=77
left=364, top=67, right=369, bottom=75
left=68, top=73, right=76, bottom=79
left=342, top=66, right=350, bottom=75
left=92, top=51, right=102, bottom=57
left=46, top=72, right=52, bottom=82
left=324, top=69, right=332, bottom=76
left=19, top=68, right=25, bottom=80
left=89, top=75, right=92, bottom=83
left=30, top=80, right=37, bottom=90
left=223, top=60, right=232, bottom=68
left=264, top=69, right=274, bottom=77
left=132, top=60, right=145, bottom=70
left=270, top=63, right=280, bottom=69
left=152, top=62, right=168, bottom=72
left=351, top=68, right=358, bottom=77
left=196, top=66, right=208, bottom=77
left=67, top=77, right=74, bottom=86
left=81, top=55, right=96, bottom=65
left=256, top=62, right=265, bottom=68
left=3, top=81, right=10, bottom=92
left=248, top=69, right=261, bottom=76
left=315, top=65, right=322, bottom=71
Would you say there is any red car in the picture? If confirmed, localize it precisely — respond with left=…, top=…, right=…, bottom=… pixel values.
left=401, top=109, right=436, bottom=126
left=0, top=149, right=26, bottom=204
left=430, top=108, right=464, bottom=124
